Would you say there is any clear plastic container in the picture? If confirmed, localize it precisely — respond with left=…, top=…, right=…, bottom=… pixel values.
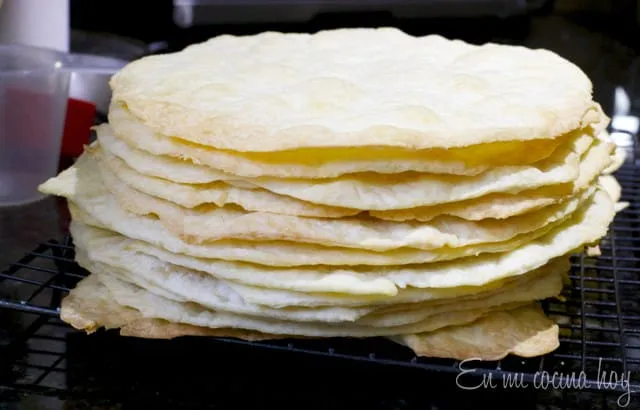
left=0, top=44, right=73, bottom=207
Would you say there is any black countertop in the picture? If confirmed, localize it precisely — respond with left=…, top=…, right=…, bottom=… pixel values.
left=1, top=10, right=639, bottom=410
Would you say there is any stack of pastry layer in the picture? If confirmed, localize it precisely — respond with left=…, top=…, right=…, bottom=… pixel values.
left=40, top=28, right=625, bottom=361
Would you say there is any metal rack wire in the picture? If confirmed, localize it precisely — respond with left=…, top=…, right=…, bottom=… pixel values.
left=1, top=145, right=640, bottom=408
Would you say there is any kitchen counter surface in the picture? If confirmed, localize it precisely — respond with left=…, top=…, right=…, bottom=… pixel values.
left=1, top=11, right=639, bottom=410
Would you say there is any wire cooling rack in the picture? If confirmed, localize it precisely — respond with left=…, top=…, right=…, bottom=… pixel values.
left=1, top=145, right=640, bottom=408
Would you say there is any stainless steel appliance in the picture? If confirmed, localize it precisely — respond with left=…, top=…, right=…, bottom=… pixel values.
left=172, top=0, right=552, bottom=27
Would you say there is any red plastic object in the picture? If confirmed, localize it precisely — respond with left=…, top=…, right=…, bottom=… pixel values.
left=61, top=97, right=96, bottom=158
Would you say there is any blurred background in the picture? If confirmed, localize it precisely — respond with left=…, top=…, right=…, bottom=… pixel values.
left=1, top=1, right=640, bottom=409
